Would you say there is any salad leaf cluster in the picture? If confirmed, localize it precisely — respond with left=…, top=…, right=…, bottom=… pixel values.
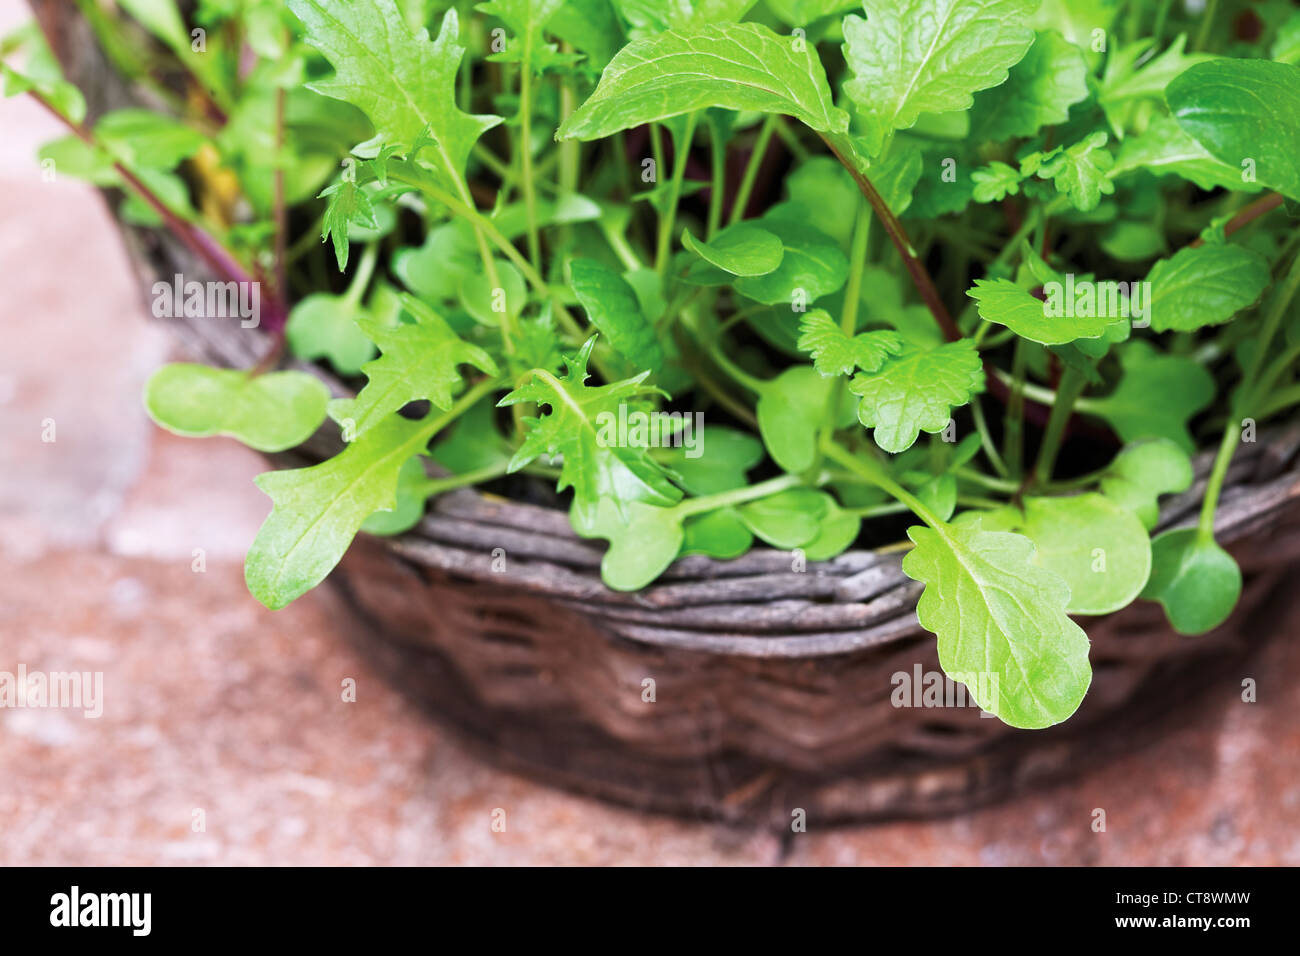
left=9, top=0, right=1300, bottom=728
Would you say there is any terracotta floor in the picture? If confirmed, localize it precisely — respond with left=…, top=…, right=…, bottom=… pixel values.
left=2, top=4, right=1299, bottom=865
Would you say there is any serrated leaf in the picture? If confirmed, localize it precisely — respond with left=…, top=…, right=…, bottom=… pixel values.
left=360, top=455, right=431, bottom=536
left=842, top=0, right=1037, bottom=151
left=1034, top=131, right=1115, bottom=211
left=569, top=258, right=664, bottom=371
left=476, top=0, right=570, bottom=72
left=1167, top=58, right=1300, bottom=201
left=499, top=338, right=682, bottom=530
left=557, top=21, right=849, bottom=140
left=850, top=340, right=983, bottom=453
left=968, top=277, right=1115, bottom=345
left=319, top=178, right=379, bottom=271
left=970, top=161, right=1025, bottom=203
left=1099, top=439, right=1193, bottom=530
left=970, top=30, right=1089, bottom=141
left=288, top=3, right=501, bottom=190
left=247, top=413, right=438, bottom=608
left=902, top=522, right=1092, bottom=728
left=682, top=224, right=783, bottom=276
left=1141, top=528, right=1242, bottom=635
left=327, top=296, right=498, bottom=438
left=1145, top=244, right=1270, bottom=332
left=1084, top=341, right=1214, bottom=452
left=144, top=364, right=328, bottom=453
left=796, top=310, right=903, bottom=376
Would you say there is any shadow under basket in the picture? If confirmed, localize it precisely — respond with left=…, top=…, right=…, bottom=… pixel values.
left=35, top=0, right=1300, bottom=827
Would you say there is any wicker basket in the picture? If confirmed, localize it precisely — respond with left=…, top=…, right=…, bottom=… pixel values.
left=37, top=1, right=1300, bottom=826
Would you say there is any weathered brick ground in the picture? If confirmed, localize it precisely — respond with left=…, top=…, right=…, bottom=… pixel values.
left=2, top=1, right=1298, bottom=864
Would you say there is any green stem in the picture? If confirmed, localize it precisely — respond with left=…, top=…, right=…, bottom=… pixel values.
left=517, top=59, right=542, bottom=270
left=342, top=242, right=379, bottom=308
left=729, top=114, right=777, bottom=225
left=822, top=439, right=943, bottom=528
left=707, top=119, right=726, bottom=239
left=971, top=398, right=1010, bottom=478
left=656, top=113, right=698, bottom=277
left=1032, top=364, right=1087, bottom=488
left=675, top=472, right=807, bottom=518
left=955, top=467, right=1020, bottom=494
left=1193, top=0, right=1220, bottom=52
left=420, top=462, right=511, bottom=499
left=1004, top=338, right=1028, bottom=479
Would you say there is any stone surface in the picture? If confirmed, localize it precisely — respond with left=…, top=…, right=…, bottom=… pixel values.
left=1, top=0, right=1298, bottom=865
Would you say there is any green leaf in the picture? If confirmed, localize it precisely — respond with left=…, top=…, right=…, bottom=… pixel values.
left=568, top=258, right=664, bottom=371
left=755, top=365, right=842, bottom=472
left=803, top=500, right=862, bottom=560
left=319, top=178, right=379, bottom=271
left=1099, top=34, right=1209, bottom=135
left=850, top=340, right=983, bottom=453
left=578, top=499, right=685, bottom=591
left=656, top=426, right=762, bottom=494
left=682, top=224, right=783, bottom=277
left=970, top=161, right=1025, bottom=203
left=796, top=309, right=903, bottom=376
left=1033, top=131, right=1116, bottom=212
left=328, top=295, right=498, bottom=438
left=733, top=220, right=848, bottom=305
left=970, top=30, right=1089, bottom=141
left=1144, top=244, right=1270, bottom=333
left=681, top=507, right=753, bottom=558
left=1141, top=529, right=1242, bottom=635
left=475, top=0, right=571, bottom=73
left=780, top=157, right=861, bottom=246
left=968, top=277, right=1115, bottom=345
left=970, top=493, right=1153, bottom=615
left=361, top=455, right=431, bottom=536
left=737, top=488, right=828, bottom=548
left=247, top=413, right=438, bottom=609
left=285, top=293, right=378, bottom=376
left=1084, top=341, right=1214, bottom=452
left=144, top=364, right=328, bottom=453
left=557, top=21, right=849, bottom=141
left=1099, top=439, right=1193, bottom=530
left=288, top=3, right=501, bottom=190
left=429, top=398, right=513, bottom=473
left=902, top=521, right=1092, bottom=728
left=842, top=0, right=1037, bottom=150
left=1112, top=115, right=1260, bottom=193
left=1, top=25, right=86, bottom=124
left=499, top=338, right=682, bottom=531
left=1167, top=58, right=1300, bottom=201
left=95, top=109, right=207, bottom=169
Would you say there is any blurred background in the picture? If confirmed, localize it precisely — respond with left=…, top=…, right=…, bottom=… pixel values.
left=3, top=0, right=1300, bottom=865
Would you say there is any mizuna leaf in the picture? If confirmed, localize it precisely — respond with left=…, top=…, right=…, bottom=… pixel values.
left=144, top=364, right=328, bottom=453
left=319, top=179, right=379, bottom=271
left=568, top=258, right=664, bottom=371
left=1083, top=341, right=1214, bottom=453
left=288, top=3, right=501, bottom=190
left=327, top=296, right=499, bottom=439
left=475, top=0, right=573, bottom=72
left=842, top=0, right=1037, bottom=151
left=360, top=454, right=432, bottom=536
left=1141, top=528, right=1242, bottom=636
left=247, top=413, right=440, bottom=609
left=796, top=310, right=903, bottom=376
left=1144, top=244, right=1270, bottom=332
left=850, top=340, right=983, bottom=453
left=967, top=278, right=1114, bottom=345
left=556, top=21, right=849, bottom=141
left=682, top=224, right=783, bottom=277
left=1167, top=58, right=1300, bottom=201
left=970, top=30, right=1089, bottom=142
left=499, top=338, right=682, bottom=531
left=902, top=521, right=1092, bottom=729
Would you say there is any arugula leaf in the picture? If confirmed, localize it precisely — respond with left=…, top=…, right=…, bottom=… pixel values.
left=1099, top=439, right=1193, bottom=530
left=682, top=224, right=783, bottom=277
left=95, top=109, right=207, bottom=169
left=327, top=295, right=497, bottom=438
left=968, top=277, right=1115, bottom=344
left=557, top=22, right=849, bottom=140
left=850, top=340, right=983, bottom=453
left=1145, top=244, right=1270, bottom=333
left=289, top=3, right=501, bottom=189
left=903, top=521, right=1092, bottom=729
left=1084, top=341, right=1214, bottom=452
left=247, top=412, right=440, bottom=609
left=970, top=30, right=1089, bottom=142
left=568, top=258, right=664, bottom=371
left=499, top=338, right=682, bottom=531
left=796, top=309, right=903, bottom=376
left=361, top=455, right=432, bottom=536
left=964, top=493, right=1152, bottom=615
left=1167, top=58, right=1300, bottom=201
left=1141, top=529, right=1242, bottom=635
left=145, top=365, right=329, bottom=453
left=842, top=0, right=1037, bottom=152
